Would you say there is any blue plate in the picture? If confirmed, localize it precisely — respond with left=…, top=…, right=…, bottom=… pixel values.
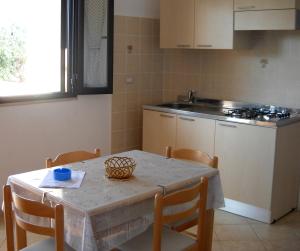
left=53, top=168, right=71, bottom=181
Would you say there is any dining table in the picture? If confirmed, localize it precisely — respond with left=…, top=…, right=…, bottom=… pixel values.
left=7, top=150, right=224, bottom=251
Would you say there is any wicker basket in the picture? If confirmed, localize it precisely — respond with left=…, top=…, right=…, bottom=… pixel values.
left=105, top=157, right=136, bottom=179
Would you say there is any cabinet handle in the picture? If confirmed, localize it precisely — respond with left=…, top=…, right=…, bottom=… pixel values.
left=177, top=44, right=191, bottom=48
left=197, top=44, right=212, bottom=48
left=179, top=117, right=195, bottom=122
left=237, top=5, right=255, bottom=10
left=160, top=114, right=175, bottom=119
left=219, top=123, right=237, bottom=128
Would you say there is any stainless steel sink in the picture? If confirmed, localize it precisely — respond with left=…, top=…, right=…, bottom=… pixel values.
left=157, top=103, right=192, bottom=109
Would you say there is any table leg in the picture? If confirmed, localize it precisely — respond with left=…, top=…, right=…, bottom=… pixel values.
left=203, top=209, right=214, bottom=251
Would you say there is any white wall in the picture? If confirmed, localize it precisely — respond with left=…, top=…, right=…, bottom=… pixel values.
left=0, top=95, right=111, bottom=203
left=115, top=0, right=160, bottom=18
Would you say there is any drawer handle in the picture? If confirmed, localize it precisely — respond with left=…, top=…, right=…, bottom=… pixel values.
left=197, top=44, right=212, bottom=48
left=160, top=114, right=175, bottom=119
left=219, top=123, right=237, bottom=128
left=237, top=5, right=255, bottom=10
left=179, top=117, right=195, bottom=122
left=177, top=44, right=191, bottom=48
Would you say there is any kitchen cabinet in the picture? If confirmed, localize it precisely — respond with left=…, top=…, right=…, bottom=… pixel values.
left=195, top=0, right=234, bottom=49
left=160, top=0, right=195, bottom=49
left=215, top=121, right=276, bottom=210
left=143, top=110, right=216, bottom=157
left=176, top=115, right=215, bottom=156
left=143, top=108, right=300, bottom=223
left=160, top=0, right=248, bottom=49
left=234, top=0, right=300, bottom=30
left=143, top=110, right=176, bottom=155
left=215, top=121, right=300, bottom=222
left=234, top=0, right=300, bottom=11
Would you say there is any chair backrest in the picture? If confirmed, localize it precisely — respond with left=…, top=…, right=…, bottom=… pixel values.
left=46, top=148, right=101, bottom=168
left=153, top=177, right=209, bottom=251
left=166, top=146, right=218, bottom=169
left=3, top=185, right=64, bottom=251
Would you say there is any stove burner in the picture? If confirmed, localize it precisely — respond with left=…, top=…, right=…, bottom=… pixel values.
left=226, top=107, right=291, bottom=121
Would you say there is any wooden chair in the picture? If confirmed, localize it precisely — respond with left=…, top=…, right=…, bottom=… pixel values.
left=46, top=148, right=101, bottom=168
left=166, top=146, right=218, bottom=169
left=117, top=177, right=209, bottom=251
left=3, top=185, right=74, bottom=251
left=165, top=146, right=218, bottom=237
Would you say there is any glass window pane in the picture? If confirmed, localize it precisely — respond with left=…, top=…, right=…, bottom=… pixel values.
left=83, top=0, right=108, bottom=88
left=0, top=0, right=62, bottom=97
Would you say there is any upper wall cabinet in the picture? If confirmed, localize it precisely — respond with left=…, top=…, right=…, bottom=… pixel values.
left=195, top=0, right=234, bottom=49
left=160, top=0, right=195, bottom=49
left=234, top=0, right=300, bottom=30
left=234, top=0, right=300, bottom=11
left=160, top=0, right=246, bottom=49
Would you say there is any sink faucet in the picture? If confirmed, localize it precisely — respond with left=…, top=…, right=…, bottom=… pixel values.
left=187, top=89, right=196, bottom=103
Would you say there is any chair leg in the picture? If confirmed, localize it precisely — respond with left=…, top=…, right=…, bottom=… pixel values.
left=202, top=209, right=214, bottom=251
left=16, top=224, right=27, bottom=250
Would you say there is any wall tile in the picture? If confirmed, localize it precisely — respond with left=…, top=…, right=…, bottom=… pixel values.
left=162, top=31, right=300, bottom=108
left=112, top=16, right=163, bottom=153
left=126, top=17, right=140, bottom=36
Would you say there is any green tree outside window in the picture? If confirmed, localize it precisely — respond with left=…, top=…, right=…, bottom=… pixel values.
left=0, top=24, right=26, bottom=82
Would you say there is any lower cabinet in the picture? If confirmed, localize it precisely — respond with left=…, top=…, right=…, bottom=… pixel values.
left=142, top=110, right=176, bottom=155
left=215, top=121, right=276, bottom=210
left=176, top=115, right=215, bottom=156
left=143, top=109, right=300, bottom=222
left=143, top=110, right=216, bottom=157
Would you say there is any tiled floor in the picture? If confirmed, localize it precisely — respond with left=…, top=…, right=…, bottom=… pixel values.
left=187, top=210, right=300, bottom=251
left=1, top=210, right=300, bottom=251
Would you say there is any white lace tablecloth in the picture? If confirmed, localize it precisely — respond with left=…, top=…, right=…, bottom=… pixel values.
left=7, top=150, right=224, bottom=251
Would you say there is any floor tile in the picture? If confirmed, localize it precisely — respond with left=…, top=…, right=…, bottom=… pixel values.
left=215, top=225, right=259, bottom=241
left=186, top=225, right=218, bottom=240
left=220, top=240, right=266, bottom=251
left=262, top=240, right=300, bottom=251
left=251, top=224, right=300, bottom=241
left=276, top=211, right=300, bottom=224
left=215, top=210, right=249, bottom=225
left=0, top=240, right=6, bottom=251
left=0, top=217, right=5, bottom=244
left=212, top=241, right=223, bottom=251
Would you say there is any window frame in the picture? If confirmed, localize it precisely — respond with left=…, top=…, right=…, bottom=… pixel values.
left=0, top=0, right=114, bottom=104
left=76, top=0, right=114, bottom=95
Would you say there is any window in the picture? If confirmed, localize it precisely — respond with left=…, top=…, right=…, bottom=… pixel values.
left=0, top=0, right=113, bottom=103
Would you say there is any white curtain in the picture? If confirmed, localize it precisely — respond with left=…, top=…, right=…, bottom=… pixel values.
left=84, top=0, right=108, bottom=87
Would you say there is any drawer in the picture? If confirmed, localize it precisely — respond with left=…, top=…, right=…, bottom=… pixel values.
left=234, top=9, right=299, bottom=30
left=234, top=0, right=300, bottom=11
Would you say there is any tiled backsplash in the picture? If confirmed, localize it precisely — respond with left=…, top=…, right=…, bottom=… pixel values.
left=112, top=18, right=300, bottom=153
left=163, top=31, right=300, bottom=109
left=112, top=16, right=163, bottom=153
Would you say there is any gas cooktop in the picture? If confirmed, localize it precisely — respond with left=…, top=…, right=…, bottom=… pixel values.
left=224, top=106, right=291, bottom=122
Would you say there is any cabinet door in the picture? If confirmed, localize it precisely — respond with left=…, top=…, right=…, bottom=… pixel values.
left=215, top=122, right=276, bottom=209
left=176, top=116, right=215, bottom=157
left=234, top=0, right=298, bottom=11
left=143, top=110, right=176, bottom=155
left=158, top=112, right=177, bottom=155
left=195, top=0, right=234, bottom=49
left=235, top=9, right=297, bottom=31
left=160, top=0, right=195, bottom=49
left=143, top=110, right=160, bottom=154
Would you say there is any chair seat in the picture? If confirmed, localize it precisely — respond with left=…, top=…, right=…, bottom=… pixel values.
left=118, top=225, right=195, bottom=251
left=21, top=238, right=75, bottom=251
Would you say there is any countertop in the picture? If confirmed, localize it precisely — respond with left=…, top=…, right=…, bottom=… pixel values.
left=143, top=99, right=300, bottom=128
